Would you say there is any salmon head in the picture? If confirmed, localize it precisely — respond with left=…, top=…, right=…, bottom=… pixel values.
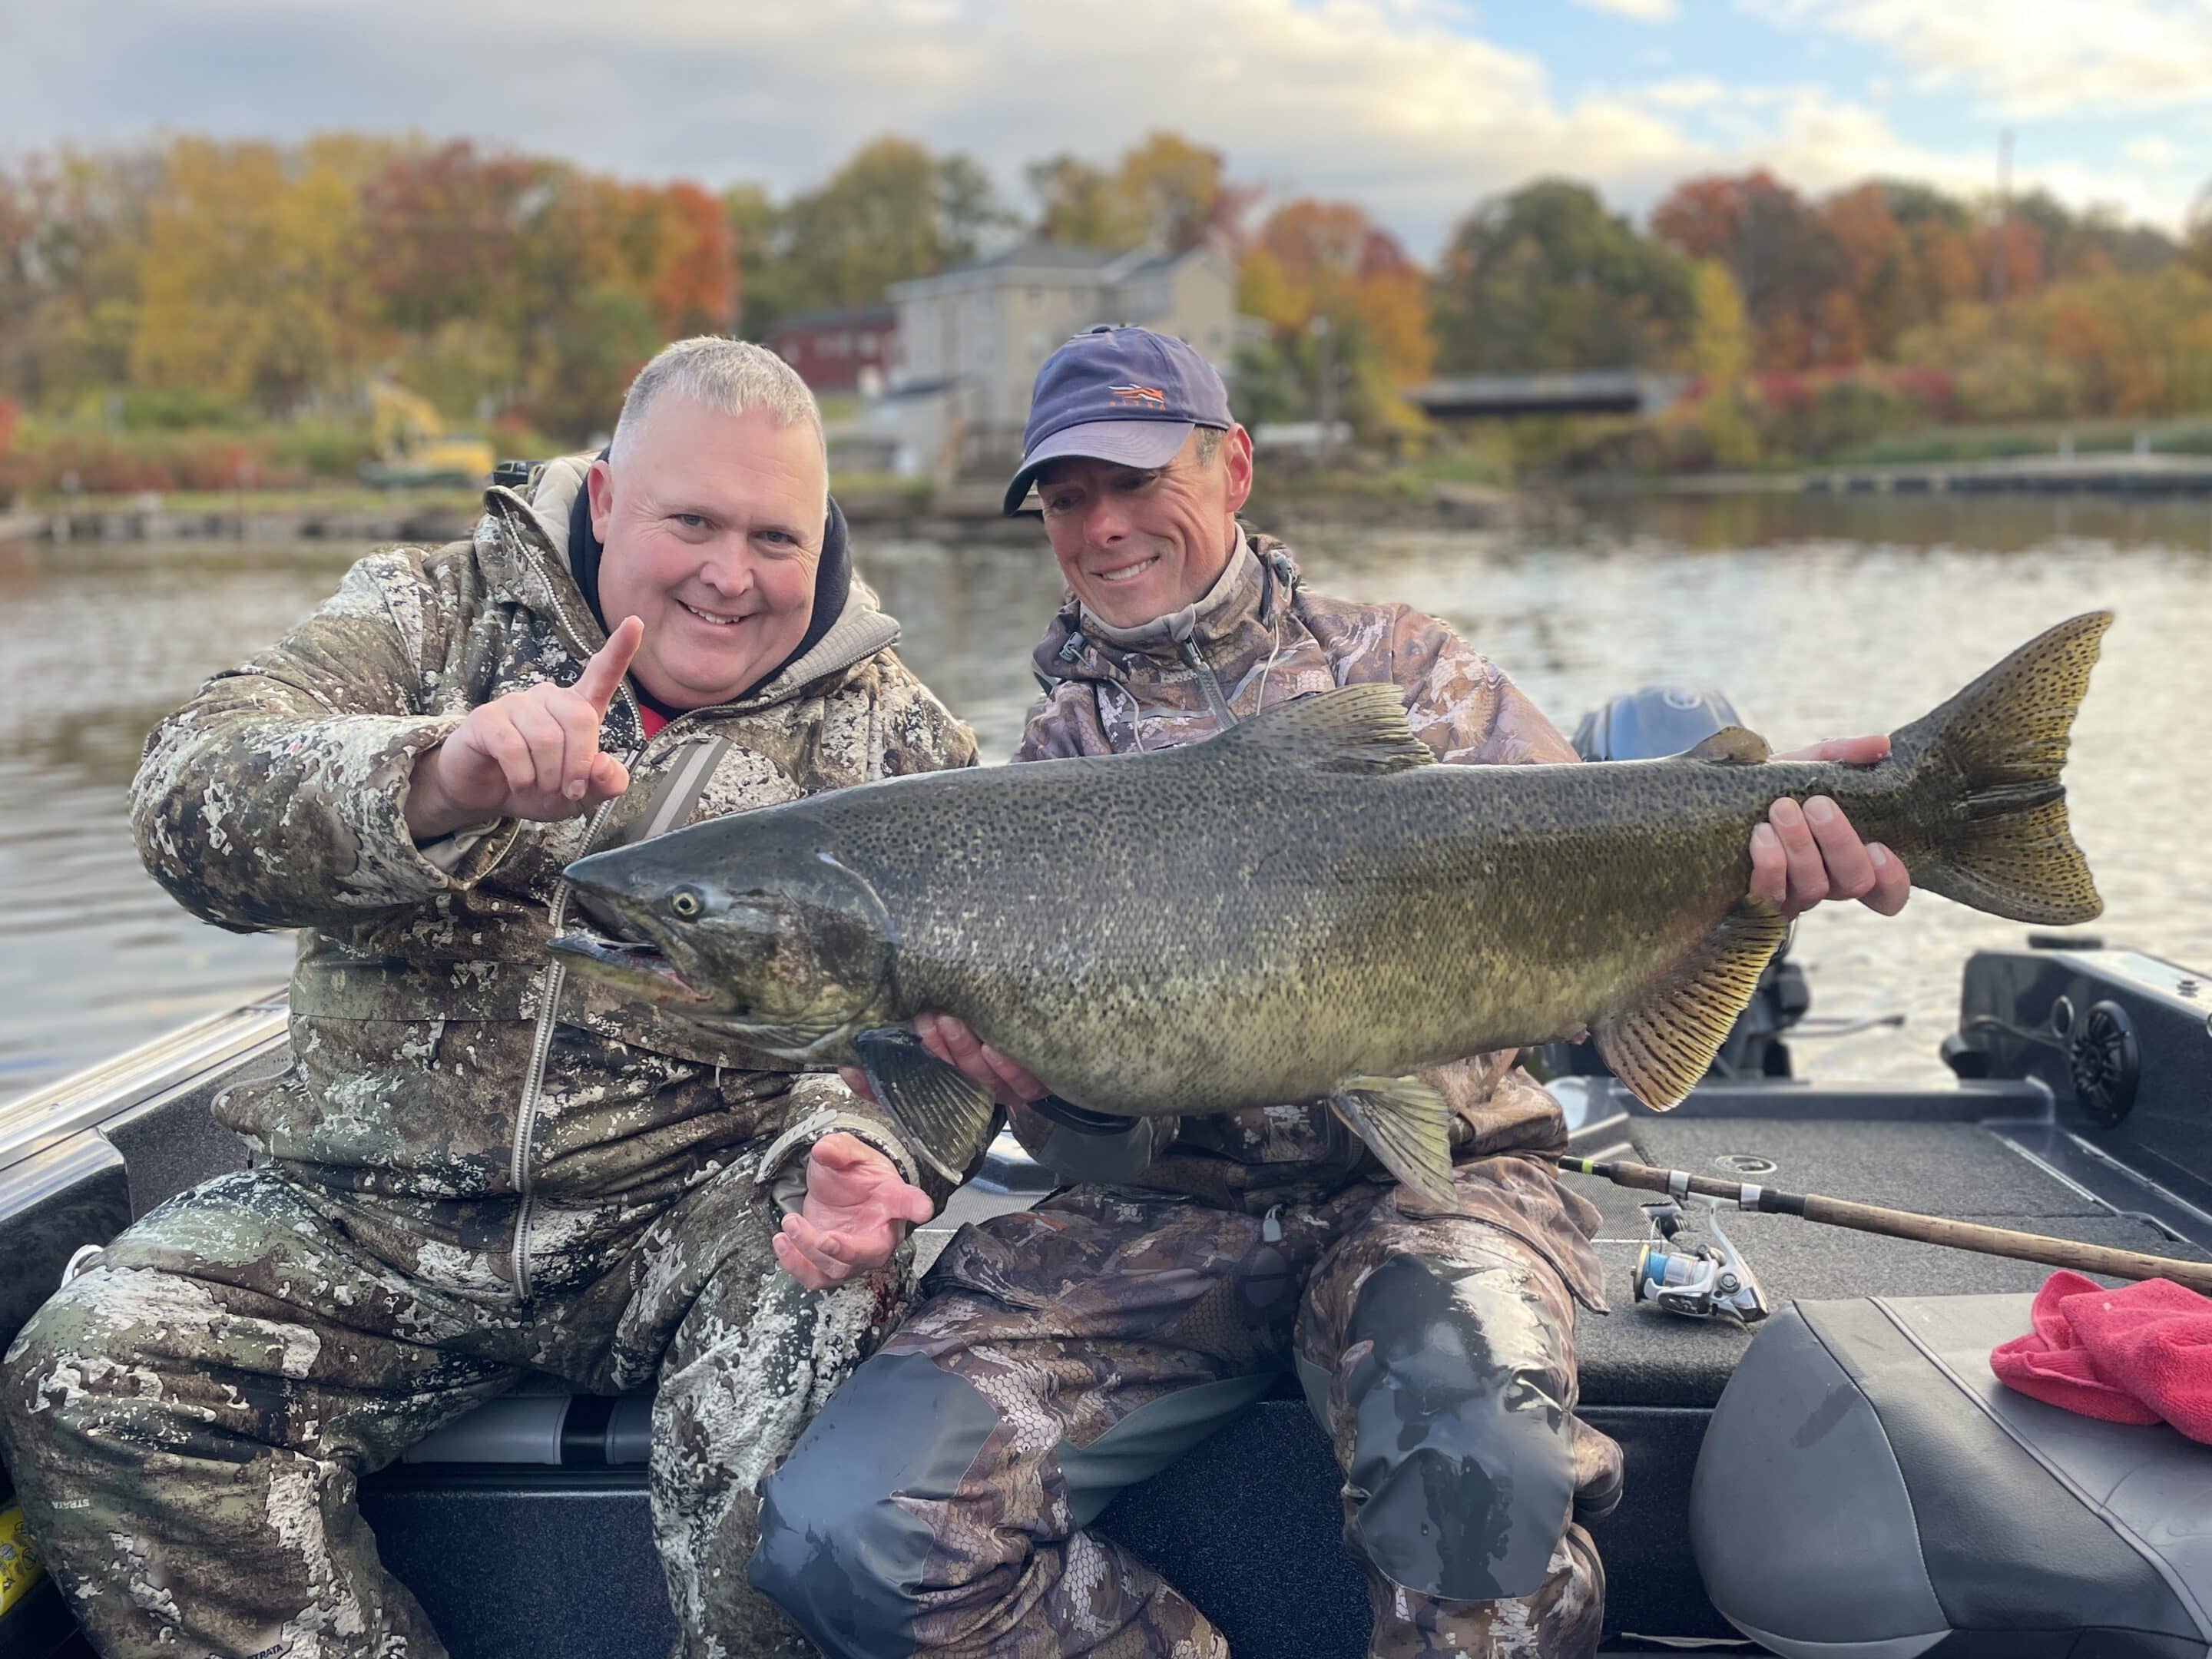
left=549, top=822, right=894, bottom=1060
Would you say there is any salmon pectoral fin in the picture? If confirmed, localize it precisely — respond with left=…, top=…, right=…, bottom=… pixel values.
left=850, top=1026, right=999, bottom=1187
left=1592, top=896, right=1790, bottom=1111
left=1331, top=1076, right=1459, bottom=1210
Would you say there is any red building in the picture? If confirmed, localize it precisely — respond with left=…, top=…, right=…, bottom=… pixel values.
left=767, top=304, right=899, bottom=394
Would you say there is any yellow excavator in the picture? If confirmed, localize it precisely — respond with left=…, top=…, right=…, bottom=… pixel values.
left=360, top=380, right=495, bottom=488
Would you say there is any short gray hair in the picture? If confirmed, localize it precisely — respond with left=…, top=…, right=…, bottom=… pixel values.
left=1194, top=426, right=1225, bottom=465
left=612, top=336, right=824, bottom=460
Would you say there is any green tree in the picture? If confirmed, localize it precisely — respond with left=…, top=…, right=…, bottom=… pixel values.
left=1434, top=179, right=1694, bottom=373
left=1028, top=154, right=1144, bottom=247
left=774, top=137, right=1011, bottom=313
left=1111, top=132, right=1253, bottom=253
left=725, top=183, right=794, bottom=335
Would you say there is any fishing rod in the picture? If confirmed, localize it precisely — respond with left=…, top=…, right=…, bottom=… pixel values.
left=1558, top=1154, right=2212, bottom=1301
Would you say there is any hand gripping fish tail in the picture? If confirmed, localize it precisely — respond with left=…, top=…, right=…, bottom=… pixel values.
left=549, top=611, right=2113, bottom=1210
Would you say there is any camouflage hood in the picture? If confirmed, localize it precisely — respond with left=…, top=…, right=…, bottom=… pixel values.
left=130, top=463, right=977, bottom=1296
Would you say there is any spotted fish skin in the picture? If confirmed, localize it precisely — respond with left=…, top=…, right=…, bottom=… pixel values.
left=562, top=608, right=2110, bottom=1194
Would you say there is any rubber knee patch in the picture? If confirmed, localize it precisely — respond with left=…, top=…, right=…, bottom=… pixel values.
left=747, top=1349, right=998, bottom=1659
left=1341, top=1255, right=1576, bottom=1603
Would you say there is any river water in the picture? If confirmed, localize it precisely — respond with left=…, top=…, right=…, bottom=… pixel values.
left=2, top=493, right=2207, bottom=1107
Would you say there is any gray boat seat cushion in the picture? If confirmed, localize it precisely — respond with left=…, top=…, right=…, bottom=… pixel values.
left=1690, top=1293, right=2212, bottom=1659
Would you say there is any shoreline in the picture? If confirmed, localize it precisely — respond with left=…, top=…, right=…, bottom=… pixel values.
left=15, top=449, right=2211, bottom=552
left=0, top=476, right=1540, bottom=548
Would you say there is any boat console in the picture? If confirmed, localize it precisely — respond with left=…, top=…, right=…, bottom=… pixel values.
left=1, top=941, right=2205, bottom=1657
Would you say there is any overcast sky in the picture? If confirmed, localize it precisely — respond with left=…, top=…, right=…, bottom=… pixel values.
left=5, top=0, right=2206, bottom=254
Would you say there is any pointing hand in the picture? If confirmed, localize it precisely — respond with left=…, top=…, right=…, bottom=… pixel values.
left=406, top=617, right=644, bottom=841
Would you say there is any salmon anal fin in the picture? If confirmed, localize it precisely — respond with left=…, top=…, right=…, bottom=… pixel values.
left=1593, top=897, right=1789, bottom=1111
left=1331, top=1075, right=1459, bottom=1210
left=851, top=1026, right=999, bottom=1186
left=1683, top=726, right=1771, bottom=764
left=1207, top=684, right=1434, bottom=775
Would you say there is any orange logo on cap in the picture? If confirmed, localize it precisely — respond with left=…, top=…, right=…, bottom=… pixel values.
left=1108, top=383, right=1168, bottom=408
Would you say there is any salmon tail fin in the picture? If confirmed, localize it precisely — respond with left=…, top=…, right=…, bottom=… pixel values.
left=1594, top=896, right=1788, bottom=1111
left=1892, top=610, right=2111, bottom=926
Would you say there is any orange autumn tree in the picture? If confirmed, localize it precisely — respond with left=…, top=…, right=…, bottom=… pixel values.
left=1240, top=197, right=1432, bottom=437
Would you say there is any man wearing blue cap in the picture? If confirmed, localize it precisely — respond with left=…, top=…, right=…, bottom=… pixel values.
left=752, top=326, right=1910, bottom=1657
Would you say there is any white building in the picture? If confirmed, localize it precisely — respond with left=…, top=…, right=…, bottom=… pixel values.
left=885, top=242, right=1240, bottom=474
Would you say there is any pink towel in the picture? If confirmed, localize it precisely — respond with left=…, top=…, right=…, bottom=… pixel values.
left=1991, top=1270, right=2212, bottom=1443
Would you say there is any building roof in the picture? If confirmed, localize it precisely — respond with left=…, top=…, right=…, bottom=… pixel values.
left=767, top=303, right=897, bottom=336
left=887, top=240, right=1222, bottom=301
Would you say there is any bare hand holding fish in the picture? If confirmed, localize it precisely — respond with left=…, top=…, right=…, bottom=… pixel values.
left=553, top=612, right=2109, bottom=1210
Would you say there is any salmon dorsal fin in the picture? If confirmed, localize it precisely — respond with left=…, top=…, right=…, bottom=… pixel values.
left=1593, top=896, right=1788, bottom=1109
left=1682, top=726, right=1771, bottom=764
left=1208, top=684, right=1434, bottom=775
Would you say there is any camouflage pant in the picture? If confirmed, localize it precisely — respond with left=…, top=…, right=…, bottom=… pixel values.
left=0, top=1156, right=907, bottom=1659
left=751, top=1157, right=1621, bottom=1658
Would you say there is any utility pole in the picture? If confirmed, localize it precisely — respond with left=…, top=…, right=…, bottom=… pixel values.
left=1989, top=128, right=2014, bottom=329
left=1311, top=314, right=1336, bottom=465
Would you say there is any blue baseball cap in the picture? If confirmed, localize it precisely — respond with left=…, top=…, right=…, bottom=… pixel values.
left=1002, top=325, right=1233, bottom=515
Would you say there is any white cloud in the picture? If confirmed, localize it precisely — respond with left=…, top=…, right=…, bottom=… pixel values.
left=2126, top=136, right=2181, bottom=169
left=1641, top=75, right=1734, bottom=110
left=1569, top=0, right=1678, bottom=20
left=0, top=0, right=2195, bottom=252
left=1753, top=0, right=2212, bottom=119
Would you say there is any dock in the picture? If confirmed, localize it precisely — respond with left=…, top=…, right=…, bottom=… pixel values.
left=1798, top=453, right=2212, bottom=496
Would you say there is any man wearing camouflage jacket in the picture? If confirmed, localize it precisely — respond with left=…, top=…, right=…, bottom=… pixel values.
left=751, top=327, right=1912, bottom=1657
left=0, top=339, right=975, bottom=1659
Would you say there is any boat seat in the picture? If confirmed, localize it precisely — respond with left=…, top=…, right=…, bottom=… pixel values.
left=1690, top=1293, right=2212, bottom=1659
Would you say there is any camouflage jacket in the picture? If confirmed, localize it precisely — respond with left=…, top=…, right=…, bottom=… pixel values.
left=1010, top=531, right=1582, bottom=1211
left=131, top=458, right=979, bottom=1300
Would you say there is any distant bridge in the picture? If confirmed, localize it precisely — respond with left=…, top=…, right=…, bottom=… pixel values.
left=1405, top=369, right=1691, bottom=421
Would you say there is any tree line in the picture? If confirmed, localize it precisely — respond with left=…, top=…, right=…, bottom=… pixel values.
left=2, top=126, right=2209, bottom=482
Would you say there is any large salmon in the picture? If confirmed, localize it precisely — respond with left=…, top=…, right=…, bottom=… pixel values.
left=551, top=612, right=2109, bottom=1205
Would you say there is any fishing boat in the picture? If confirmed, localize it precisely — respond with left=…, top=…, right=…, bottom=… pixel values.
left=4, top=694, right=2208, bottom=1658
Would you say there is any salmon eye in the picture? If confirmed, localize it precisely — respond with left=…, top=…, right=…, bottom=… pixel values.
left=669, top=888, right=704, bottom=919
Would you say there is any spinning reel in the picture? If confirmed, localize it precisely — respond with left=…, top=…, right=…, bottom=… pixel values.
left=1633, top=1197, right=1771, bottom=1325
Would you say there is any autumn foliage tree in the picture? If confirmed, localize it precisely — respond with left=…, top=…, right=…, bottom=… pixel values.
left=1240, top=199, right=1432, bottom=435
left=0, top=126, right=2203, bottom=472
left=1029, top=131, right=1256, bottom=254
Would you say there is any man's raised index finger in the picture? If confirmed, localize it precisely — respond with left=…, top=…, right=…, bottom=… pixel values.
left=575, top=615, right=644, bottom=714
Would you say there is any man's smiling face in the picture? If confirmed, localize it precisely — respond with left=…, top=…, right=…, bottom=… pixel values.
left=1035, top=425, right=1252, bottom=628
left=588, top=398, right=826, bottom=710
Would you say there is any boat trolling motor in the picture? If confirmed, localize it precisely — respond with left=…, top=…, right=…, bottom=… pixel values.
left=1633, top=1195, right=1771, bottom=1325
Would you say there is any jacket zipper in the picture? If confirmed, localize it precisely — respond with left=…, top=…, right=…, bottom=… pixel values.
left=1179, top=637, right=1239, bottom=730
left=504, top=524, right=643, bottom=1301
left=508, top=758, right=634, bottom=1300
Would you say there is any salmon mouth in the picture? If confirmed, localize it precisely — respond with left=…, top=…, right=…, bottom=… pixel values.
left=548, top=930, right=710, bottom=1003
